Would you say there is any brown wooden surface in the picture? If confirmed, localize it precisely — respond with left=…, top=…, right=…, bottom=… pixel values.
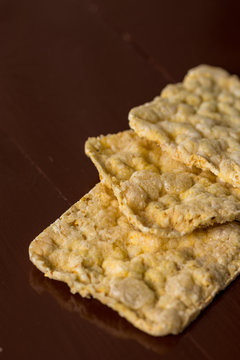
left=1, top=1, right=240, bottom=359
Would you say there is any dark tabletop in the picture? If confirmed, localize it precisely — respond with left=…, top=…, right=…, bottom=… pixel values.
left=1, top=1, right=240, bottom=359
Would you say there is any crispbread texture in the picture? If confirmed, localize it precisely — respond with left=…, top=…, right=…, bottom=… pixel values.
left=29, top=183, right=240, bottom=336
left=129, top=65, right=240, bottom=188
left=85, top=130, right=240, bottom=237
left=30, top=268, right=178, bottom=354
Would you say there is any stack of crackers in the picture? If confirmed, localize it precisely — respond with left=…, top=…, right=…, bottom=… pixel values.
left=29, top=65, right=240, bottom=336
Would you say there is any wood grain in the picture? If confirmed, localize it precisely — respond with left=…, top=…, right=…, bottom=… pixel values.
left=0, top=1, right=239, bottom=359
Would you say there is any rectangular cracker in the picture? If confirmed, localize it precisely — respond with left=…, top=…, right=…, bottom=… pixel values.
left=29, top=183, right=240, bottom=336
left=85, top=130, right=240, bottom=237
left=129, top=65, right=240, bottom=188
left=30, top=267, right=177, bottom=355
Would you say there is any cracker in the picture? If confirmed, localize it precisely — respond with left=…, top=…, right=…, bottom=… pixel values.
left=129, top=65, right=240, bottom=188
left=29, top=183, right=240, bottom=336
left=85, top=130, right=240, bottom=237
left=30, top=268, right=178, bottom=354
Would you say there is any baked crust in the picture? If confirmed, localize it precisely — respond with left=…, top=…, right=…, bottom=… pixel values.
left=85, top=130, right=240, bottom=236
left=129, top=65, right=240, bottom=188
left=29, top=183, right=240, bottom=336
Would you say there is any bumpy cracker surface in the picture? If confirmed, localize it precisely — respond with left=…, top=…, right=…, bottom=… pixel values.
left=29, top=183, right=240, bottom=336
left=129, top=65, right=240, bottom=188
left=85, top=130, right=240, bottom=237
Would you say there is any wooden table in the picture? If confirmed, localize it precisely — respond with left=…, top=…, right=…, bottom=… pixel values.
left=1, top=1, right=240, bottom=359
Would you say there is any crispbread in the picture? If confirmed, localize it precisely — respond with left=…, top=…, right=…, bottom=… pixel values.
left=85, top=130, right=240, bottom=237
left=29, top=183, right=240, bottom=336
left=129, top=65, right=240, bottom=188
left=30, top=267, right=178, bottom=354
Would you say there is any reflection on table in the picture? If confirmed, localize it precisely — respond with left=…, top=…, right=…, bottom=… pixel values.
left=30, top=266, right=184, bottom=356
